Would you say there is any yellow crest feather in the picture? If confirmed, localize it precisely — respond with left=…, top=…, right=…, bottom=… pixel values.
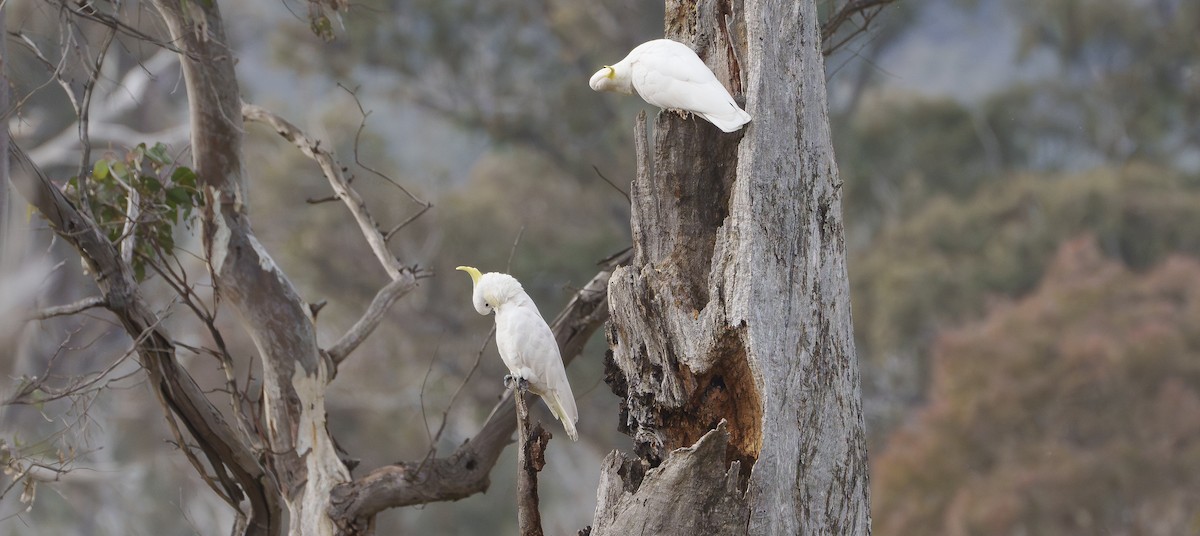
left=455, top=266, right=482, bottom=285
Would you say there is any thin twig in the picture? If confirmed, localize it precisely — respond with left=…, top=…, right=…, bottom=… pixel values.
left=591, top=165, right=631, bottom=203
left=28, top=296, right=107, bottom=321
left=77, top=26, right=118, bottom=196
left=336, top=83, right=430, bottom=207
left=507, top=225, right=526, bottom=273
left=821, top=0, right=896, bottom=56
left=326, top=278, right=412, bottom=365
left=335, top=84, right=433, bottom=241
left=416, top=327, right=492, bottom=476
left=383, top=204, right=432, bottom=242
left=417, top=341, right=443, bottom=460
left=242, top=103, right=414, bottom=281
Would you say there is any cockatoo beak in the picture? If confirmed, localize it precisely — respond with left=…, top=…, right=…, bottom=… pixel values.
left=455, top=266, right=482, bottom=286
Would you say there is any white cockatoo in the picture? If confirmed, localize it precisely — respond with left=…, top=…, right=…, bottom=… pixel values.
left=456, top=266, right=579, bottom=441
left=589, top=38, right=751, bottom=132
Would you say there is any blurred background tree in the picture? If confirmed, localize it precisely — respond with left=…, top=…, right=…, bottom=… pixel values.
left=2, top=0, right=1198, bottom=533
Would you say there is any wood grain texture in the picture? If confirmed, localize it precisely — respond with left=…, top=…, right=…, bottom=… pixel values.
left=515, top=389, right=548, bottom=536
left=589, top=422, right=748, bottom=536
left=150, top=3, right=347, bottom=533
left=596, top=0, right=870, bottom=534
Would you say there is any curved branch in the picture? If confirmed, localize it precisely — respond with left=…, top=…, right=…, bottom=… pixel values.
left=820, top=0, right=898, bottom=56
left=242, top=103, right=422, bottom=367
left=328, top=248, right=632, bottom=533
left=241, top=103, right=416, bottom=282
left=7, top=142, right=281, bottom=535
left=326, top=278, right=411, bottom=365
left=29, top=296, right=107, bottom=321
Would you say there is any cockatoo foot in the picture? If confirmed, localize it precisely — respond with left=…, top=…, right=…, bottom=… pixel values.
left=503, top=375, right=530, bottom=393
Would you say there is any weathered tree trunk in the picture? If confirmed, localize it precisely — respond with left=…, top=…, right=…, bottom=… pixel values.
left=514, top=389, right=548, bottom=536
left=0, top=4, right=8, bottom=243
left=593, top=0, right=870, bottom=534
left=150, top=2, right=347, bottom=534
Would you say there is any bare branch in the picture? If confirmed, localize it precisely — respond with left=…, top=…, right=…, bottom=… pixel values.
left=591, top=165, right=631, bottom=203
left=76, top=25, right=117, bottom=189
left=415, top=325, right=492, bottom=478
left=243, top=103, right=423, bottom=370
left=383, top=204, right=432, bottom=242
left=326, top=277, right=412, bottom=365
left=8, top=140, right=281, bottom=534
left=821, top=0, right=898, bottom=56
left=4, top=329, right=137, bottom=407
left=28, top=296, right=107, bottom=321
left=337, top=83, right=430, bottom=208
left=507, top=225, right=526, bottom=273
left=515, top=387, right=548, bottom=536
left=328, top=247, right=632, bottom=532
left=242, top=103, right=416, bottom=282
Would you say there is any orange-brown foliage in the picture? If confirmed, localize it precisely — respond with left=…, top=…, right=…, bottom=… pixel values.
left=873, top=236, right=1200, bottom=535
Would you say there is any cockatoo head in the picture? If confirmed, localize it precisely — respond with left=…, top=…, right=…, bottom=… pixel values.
left=589, top=64, right=633, bottom=95
left=455, top=266, right=525, bottom=316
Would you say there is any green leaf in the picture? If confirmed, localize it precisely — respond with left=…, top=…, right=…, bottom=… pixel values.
left=167, top=187, right=191, bottom=206
left=172, top=166, right=197, bottom=189
left=141, top=175, right=162, bottom=193
left=110, top=161, right=128, bottom=181
left=93, top=160, right=110, bottom=180
left=131, top=144, right=146, bottom=169
left=147, top=143, right=171, bottom=165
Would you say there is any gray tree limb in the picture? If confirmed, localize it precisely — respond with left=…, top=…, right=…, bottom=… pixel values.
left=7, top=142, right=281, bottom=535
left=28, top=296, right=107, bottom=321
left=240, top=104, right=420, bottom=367
left=514, top=387, right=548, bottom=536
left=594, top=0, right=870, bottom=534
left=150, top=2, right=347, bottom=534
left=328, top=249, right=630, bottom=534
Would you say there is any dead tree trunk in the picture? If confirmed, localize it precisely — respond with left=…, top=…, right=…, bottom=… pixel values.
left=514, top=388, right=549, bottom=536
left=592, top=0, right=870, bottom=534
left=7, top=0, right=632, bottom=534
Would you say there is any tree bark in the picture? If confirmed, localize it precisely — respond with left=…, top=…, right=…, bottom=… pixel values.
left=150, top=2, right=347, bottom=534
left=327, top=251, right=629, bottom=533
left=10, top=2, right=643, bottom=534
left=514, top=388, right=548, bottom=536
left=594, top=0, right=870, bottom=534
left=0, top=4, right=8, bottom=245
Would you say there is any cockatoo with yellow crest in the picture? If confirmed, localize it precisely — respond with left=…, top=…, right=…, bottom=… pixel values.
left=455, top=266, right=579, bottom=441
left=589, top=38, right=751, bottom=132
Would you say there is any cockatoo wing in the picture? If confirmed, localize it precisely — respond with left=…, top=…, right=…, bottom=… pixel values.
left=628, top=40, right=751, bottom=132
left=497, top=303, right=580, bottom=441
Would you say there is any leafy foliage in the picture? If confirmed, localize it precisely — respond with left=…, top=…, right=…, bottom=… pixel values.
left=854, top=164, right=1200, bottom=375
left=873, top=236, right=1200, bottom=534
left=64, top=142, right=203, bottom=281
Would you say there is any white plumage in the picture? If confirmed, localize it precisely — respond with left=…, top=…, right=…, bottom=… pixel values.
left=589, top=38, right=751, bottom=133
left=456, top=266, right=579, bottom=441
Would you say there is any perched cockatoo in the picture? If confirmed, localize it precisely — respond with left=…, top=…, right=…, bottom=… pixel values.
left=589, top=38, right=751, bottom=132
left=456, top=266, right=579, bottom=441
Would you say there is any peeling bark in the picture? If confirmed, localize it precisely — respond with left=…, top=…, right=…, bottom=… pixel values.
left=328, top=251, right=630, bottom=533
left=7, top=145, right=281, bottom=535
left=515, top=389, right=548, bottom=536
left=597, top=0, right=870, bottom=534
left=150, top=2, right=348, bottom=534
left=589, top=423, right=748, bottom=536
